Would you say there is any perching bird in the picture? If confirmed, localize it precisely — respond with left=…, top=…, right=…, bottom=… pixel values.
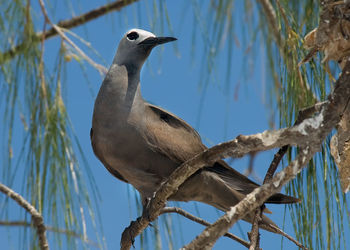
left=91, top=28, right=299, bottom=233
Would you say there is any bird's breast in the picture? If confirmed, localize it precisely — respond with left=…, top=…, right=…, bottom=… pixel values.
left=91, top=118, right=176, bottom=198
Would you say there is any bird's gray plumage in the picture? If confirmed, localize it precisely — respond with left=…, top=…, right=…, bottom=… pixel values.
left=91, top=28, right=299, bottom=233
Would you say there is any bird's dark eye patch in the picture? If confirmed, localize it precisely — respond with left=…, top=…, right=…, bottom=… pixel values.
left=127, top=31, right=139, bottom=40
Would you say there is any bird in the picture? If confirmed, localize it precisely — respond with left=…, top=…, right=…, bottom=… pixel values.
left=91, top=28, right=299, bottom=233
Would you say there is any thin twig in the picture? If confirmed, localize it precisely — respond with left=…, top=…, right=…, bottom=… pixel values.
left=258, top=0, right=319, bottom=102
left=299, top=47, right=320, bottom=65
left=264, top=145, right=289, bottom=184
left=268, top=224, right=308, bottom=249
left=38, top=0, right=107, bottom=75
left=39, top=18, right=49, bottom=112
left=248, top=208, right=262, bottom=250
left=160, top=207, right=250, bottom=248
left=1, top=0, right=139, bottom=63
left=0, top=183, right=49, bottom=250
left=275, top=0, right=290, bottom=32
left=264, top=101, right=329, bottom=184
left=256, top=0, right=284, bottom=48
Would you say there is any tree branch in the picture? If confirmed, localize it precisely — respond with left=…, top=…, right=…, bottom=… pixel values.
left=160, top=207, right=250, bottom=248
left=248, top=100, right=330, bottom=248
left=247, top=99, right=324, bottom=249
left=0, top=183, right=49, bottom=250
left=0, top=0, right=139, bottom=63
left=248, top=208, right=262, bottom=250
left=185, top=146, right=313, bottom=249
left=120, top=78, right=340, bottom=249
left=182, top=60, right=350, bottom=249
left=331, top=99, right=350, bottom=193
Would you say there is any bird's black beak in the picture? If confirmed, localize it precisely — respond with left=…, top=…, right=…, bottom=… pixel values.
left=138, top=36, right=177, bottom=46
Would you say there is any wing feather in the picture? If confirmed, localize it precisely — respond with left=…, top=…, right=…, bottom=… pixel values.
left=143, top=103, right=205, bottom=163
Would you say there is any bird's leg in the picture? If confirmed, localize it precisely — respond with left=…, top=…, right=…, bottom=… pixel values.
left=141, top=193, right=156, bottom=223
left=142, top=197, right=151, bottom=222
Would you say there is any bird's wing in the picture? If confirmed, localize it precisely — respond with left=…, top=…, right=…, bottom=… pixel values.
left=208, top=160, right=300, bottom=204
left=143, top=104, right=299, bottom=204
left=143, top=103, right=206, bottom=164
left=206, top=160, right=260, bottom=193
left=90, top=128, right=129, bottom=183
left=143, top=103, right=259, bottom=191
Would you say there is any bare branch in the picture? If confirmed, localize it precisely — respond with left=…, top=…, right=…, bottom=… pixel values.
left=248, top=208, right=262, bottom=250
left=247, top=101, right=328, bottom=249
left=182, top=60, right=350, bottom=249
left=264, top=145, right=289, bottom=183
left=264, top=101, right=328, bottom=184
left=0, top=183, right=49, bottom=250
left=160, top=207, right=250, bottom=248
left=268, top=224, right=308, bottom=249
left=1, top=0, right=139, bottom=63
left=247, top=99, right=315, bottom=249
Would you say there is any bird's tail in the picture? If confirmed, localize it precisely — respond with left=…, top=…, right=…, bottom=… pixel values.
left=171, top=165, right=299, bottom=234
left=190, top=170, right=296, bottom=234
left=265, top=192, right=300, bottom=204
left=171, top=168, right=305, bottom=247
left=206, top=161, right=301, bottom=205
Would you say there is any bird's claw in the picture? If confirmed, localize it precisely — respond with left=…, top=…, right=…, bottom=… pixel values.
left=142, top=197, right=152, bottom=221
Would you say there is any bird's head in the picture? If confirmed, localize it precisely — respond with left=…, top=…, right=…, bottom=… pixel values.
left=113, top=28, right=177, bottom=69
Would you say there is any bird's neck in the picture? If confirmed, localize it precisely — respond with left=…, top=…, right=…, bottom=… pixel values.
left=95, top=62, right=145, bottom=119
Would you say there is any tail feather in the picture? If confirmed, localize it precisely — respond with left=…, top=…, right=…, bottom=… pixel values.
left=171, top=164, right=300, bottom=234
left=267, top=193, right=301, bottom=204
left=204, top=172, right=284, bottom=234
left=207, top=161, right=300, bottom=205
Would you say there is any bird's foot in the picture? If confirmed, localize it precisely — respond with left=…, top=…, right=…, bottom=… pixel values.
left=142, top=197, right=152, bottom=222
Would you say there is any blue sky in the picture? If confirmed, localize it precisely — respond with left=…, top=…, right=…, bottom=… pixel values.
left=1, top=1, right=348, bottom=249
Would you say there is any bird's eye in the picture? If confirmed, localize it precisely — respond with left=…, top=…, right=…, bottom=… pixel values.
left=127, top=32, right=139, bottom=40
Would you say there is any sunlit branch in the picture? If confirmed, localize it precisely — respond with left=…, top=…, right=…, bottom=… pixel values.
left=0, top=183, right=49, bottom=250
left=160, top=207, right=250, bottom=248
